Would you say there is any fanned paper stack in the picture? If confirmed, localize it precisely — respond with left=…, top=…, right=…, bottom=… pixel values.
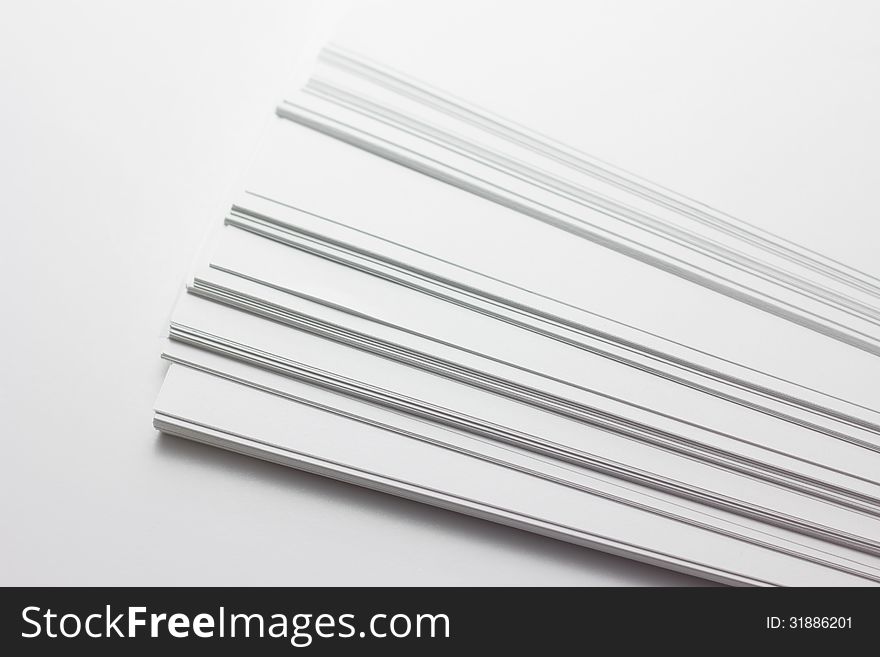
left=154, top=24, right=880, bottom=585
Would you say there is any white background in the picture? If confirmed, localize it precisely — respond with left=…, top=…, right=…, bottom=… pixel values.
left=0, top=0, right=702, bottom=585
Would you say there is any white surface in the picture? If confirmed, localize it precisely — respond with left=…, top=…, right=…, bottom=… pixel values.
left=0, top=1, right=700, bottom=585
left=336, top=0, right=880, bottom=277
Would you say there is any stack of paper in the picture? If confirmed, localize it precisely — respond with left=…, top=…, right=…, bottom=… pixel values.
left=154, top=13, right=880, bottom=585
